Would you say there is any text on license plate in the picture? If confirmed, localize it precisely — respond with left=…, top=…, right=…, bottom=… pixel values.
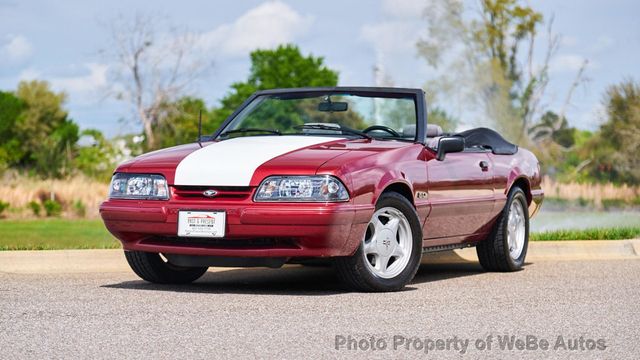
left=177, top=211, right=226, bottom=238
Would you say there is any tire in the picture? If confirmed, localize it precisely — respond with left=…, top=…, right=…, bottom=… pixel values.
left=333, top=192, right=423, bottom=292
left=124, top=250, right=208, bottom=284
left=476, top=186, right=529, bottom=272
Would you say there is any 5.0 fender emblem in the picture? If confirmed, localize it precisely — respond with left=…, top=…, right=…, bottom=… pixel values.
left=202, top=190, right=218, bottom=198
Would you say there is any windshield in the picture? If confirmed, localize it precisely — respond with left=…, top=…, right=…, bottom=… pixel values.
left=216, top=93, right=417, bottom=141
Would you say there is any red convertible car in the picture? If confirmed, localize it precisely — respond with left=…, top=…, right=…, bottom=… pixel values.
left=100, top=87, right=543, bottom=292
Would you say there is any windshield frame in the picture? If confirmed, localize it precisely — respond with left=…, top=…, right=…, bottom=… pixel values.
left=211, top=87, right=427, bottom=144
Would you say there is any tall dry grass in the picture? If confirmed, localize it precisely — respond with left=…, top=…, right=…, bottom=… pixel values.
left=0, top=175, right=108, bottom=219
left=542, top=176, right=640, bottom=205
left=1, top=174, right=638, bottom=219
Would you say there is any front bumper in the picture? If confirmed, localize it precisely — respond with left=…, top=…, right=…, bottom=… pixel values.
left=529, top=189, right=544, bottom=218
left=100, top=199, right=371, bottom=258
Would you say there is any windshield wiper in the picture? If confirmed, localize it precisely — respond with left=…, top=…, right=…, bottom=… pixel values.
left=219, top=128, right=282, bottom=137
left=294, top=124, right=372, bottom=140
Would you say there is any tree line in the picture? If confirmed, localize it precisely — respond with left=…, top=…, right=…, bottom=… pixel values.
left=416, top=0, right=639, bottom=185
left=0, top=1, right=638, bottom=185
left=0, top=45, right=344, bottom=180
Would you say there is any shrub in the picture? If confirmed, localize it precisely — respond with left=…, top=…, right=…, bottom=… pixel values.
left=602, top=198, right=627, bottom=210
left=35, top=189, right=49, bottom=203
left=36, top=190, right=66, bottom=208
left=577, top=197, right=591, bottom=207
left=28, top=201, right=41, bottom=216
left=72, top=200, right=86, bottom=218
left=43, top=199, right=62, bottom=217
left=0, top=200, right=9, bottom=217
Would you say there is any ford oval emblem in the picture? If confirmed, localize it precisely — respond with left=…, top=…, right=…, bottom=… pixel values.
left=202, top=190, right=218, bottom=198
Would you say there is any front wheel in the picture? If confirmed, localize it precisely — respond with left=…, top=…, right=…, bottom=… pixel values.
left=476, top=186, right=529, bottom=271
left=333, top=192, right=422, bottom=292
left=124, top=251, right=208, bottom=284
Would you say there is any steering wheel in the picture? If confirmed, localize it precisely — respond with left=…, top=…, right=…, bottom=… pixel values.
left=362, top=125, right=400, bottom=137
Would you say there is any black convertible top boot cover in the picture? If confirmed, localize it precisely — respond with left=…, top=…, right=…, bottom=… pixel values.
left=456, top=127, right=518, bottom=155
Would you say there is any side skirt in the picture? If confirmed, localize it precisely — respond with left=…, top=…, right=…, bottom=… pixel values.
left=422, top=242, right=477, bottom=254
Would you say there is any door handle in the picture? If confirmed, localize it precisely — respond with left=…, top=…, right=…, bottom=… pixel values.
left=479, top=161, right=489, bottom=171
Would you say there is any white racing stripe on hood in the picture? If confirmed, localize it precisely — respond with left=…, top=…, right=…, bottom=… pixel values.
left=174, top=136, right=342, bottom=186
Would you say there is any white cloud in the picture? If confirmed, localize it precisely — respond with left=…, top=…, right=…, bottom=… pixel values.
left=560, top=35, right=578, bottom=47
left=2, top=34, right=33, bottom=62
left=49, top=63, right=109, bottom=93
left=18, top=68, right=40, bottom=81
left=361, top=21, right=418, bottom=55
left=42, top=63, right=110, bottom=105
left=198, top=1, right=312, bottom=57
left=549, top=54, right=591, bottom=73
left=381, top=0, right=428, bottom=18
left=360, top=18, right=427, bottom=86
left=589, top=35, right=614, bottom=53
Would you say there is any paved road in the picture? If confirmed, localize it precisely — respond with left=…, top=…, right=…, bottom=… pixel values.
left=1, top=259, right=638, bottom=359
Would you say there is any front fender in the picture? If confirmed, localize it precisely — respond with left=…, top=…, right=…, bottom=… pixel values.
left=373, top=175, right=414, bottom=206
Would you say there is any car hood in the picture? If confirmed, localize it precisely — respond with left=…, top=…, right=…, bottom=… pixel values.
left=118, top=136, right=411, bottom=186
left=118, top=136, right=349, bottom=186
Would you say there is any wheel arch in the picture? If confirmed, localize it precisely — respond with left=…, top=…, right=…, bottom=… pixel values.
left=378, top=181, right=415, bottom=207
left=509, top=176, right=532, bottom=205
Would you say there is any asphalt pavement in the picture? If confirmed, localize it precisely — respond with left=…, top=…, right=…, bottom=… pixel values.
left=0, top=259, right=638, bottom=359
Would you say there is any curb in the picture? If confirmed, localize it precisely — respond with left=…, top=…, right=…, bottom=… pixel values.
left=424, top=239, right=640, bottom=264
left=1, top=240, right=638, bottom=274
left=0, top=249, right=129, bottom=274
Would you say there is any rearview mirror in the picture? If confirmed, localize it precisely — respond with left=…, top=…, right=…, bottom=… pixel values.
left=436, top=136, right=465, bottom=161
left=318, top=101, right=348, bottom=112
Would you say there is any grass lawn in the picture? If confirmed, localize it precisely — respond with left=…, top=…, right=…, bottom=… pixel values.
left=0, top=219, right=638, bottom=250
left=530, top=226, right=640, bottom=241
left=0, top=219, right=120, bottom=250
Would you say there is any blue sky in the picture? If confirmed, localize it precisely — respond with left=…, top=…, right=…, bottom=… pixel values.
left=1, top=0, right=638, bottom=137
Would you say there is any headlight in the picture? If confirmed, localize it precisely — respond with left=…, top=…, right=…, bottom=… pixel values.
left=255, top=175, right=349, bottom=202
left=109, top=173, right=169, bottom=200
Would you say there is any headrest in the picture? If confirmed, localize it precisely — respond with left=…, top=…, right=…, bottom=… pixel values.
left=427, top=124, right=443, bottom=137
left=402, top=124, right=443, bottom=138
left=401, top=124, right=416, bottom=138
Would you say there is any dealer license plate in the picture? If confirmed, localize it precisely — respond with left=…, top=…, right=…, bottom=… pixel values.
left=178, top=211, right=226, bottom=238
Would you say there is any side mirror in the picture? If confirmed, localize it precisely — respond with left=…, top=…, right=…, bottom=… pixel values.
left=436, top=136, right=465, bottom=161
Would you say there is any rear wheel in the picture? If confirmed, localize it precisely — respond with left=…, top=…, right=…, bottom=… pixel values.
left=124, top=250, right=208, bottom=284
left=476, top=187, right=529, bottom=271
left=334, top=192, right=422, bottom=292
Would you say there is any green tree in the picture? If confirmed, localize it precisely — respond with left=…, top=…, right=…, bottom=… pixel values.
left=33, top=120, right=79, bottom=178
left=152, top=97, right=216, bottom=149
left=295, top=97, right=365, bottom=129
left=231, top=95, right=366, bottom=133
left=427, top=107, right=458, bottom=133
left=14, top=80, right=79, bottom=177
left=0, top=91, right=25, bottom=169
left=583, top=79, right=640, bottom=184
left=74, top=129, right=118, bottom=181
left=215, top=44, right=339, bottom=123
left=417, top=0, right=582, bottom=143
left=529, top=111, right=576, bottom=148
left=554, top=129, right=593, bottom=183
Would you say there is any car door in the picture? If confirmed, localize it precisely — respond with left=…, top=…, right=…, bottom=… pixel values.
left=422, top=149, right=495, bottom=241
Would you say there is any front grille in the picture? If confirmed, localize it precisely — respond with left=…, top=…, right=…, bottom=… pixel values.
left=172, top=186, right=253, bottom=200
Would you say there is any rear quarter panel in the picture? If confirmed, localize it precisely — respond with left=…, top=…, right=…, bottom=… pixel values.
left=489, top=148, right=543, bottom=217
